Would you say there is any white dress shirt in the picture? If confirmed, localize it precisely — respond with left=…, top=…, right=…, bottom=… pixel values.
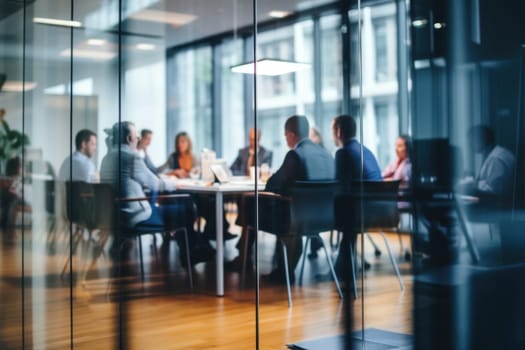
left=58, top=151, right=97, bottom=182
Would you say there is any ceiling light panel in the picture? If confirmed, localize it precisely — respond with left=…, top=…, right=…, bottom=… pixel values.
left=33, top=17, right=82, bottom=27
left=129, top=9, right=197, bottom=28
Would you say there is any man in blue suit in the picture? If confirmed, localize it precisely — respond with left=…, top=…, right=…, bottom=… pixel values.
left=331, top=114, right=382, bottom=276
left=333, top=114, right=382, bottom=188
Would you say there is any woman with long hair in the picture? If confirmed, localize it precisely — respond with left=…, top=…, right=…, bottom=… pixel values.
left=157, top=132, right=199, bottom=178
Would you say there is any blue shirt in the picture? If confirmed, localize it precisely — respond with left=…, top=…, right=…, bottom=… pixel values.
left=336, top=139, right=382, bottom=190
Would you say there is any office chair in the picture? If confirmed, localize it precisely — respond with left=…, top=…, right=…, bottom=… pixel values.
left=240, top=180, right=343, bottom=307
left=60, top=181, right=99, bottom=279
left=90, top=183, right=195, bottom=289
left=334, top=180, right=405, bottom=298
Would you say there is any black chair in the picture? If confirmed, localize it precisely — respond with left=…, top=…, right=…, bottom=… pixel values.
left=60, top=181, right=99, bottom=278
left=91, top=183, right=195, bottom=289
left=240, top=180, right=343, bottom=307
left=334, top=180, right=405, bottom=298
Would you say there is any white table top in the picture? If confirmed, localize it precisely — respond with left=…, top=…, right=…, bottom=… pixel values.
left=164, top=176, right=266, bottom=193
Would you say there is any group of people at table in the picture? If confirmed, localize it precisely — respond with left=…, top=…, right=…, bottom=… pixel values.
left=2, top=110, right=513, bottom=284
left=52, top=114, right=413, bottom=283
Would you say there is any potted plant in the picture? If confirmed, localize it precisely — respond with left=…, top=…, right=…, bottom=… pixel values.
left=0, top=109, right=30, bottom=174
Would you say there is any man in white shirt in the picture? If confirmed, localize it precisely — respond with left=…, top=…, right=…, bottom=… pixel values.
left=461, top=125, right=516, bottom=203
left=58, top=129, right=97, bottom=182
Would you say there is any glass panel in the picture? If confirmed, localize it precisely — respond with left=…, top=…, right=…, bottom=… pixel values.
left=0, top=3, right=26, bottom=348
left=220, top=39, right=245, bottom=163
left=320, top=14, right=343, bottom=155
left=256, top=19, right=315, bottom=167
left=69, top=1, right=119, bottom=347
left=24, top=1, right=77, bottom=348
left=254, top=9, right=346, bottom=350
left=410, top=0, right=525, bottom=348
left=349, top=1, right=409, bottom=347
left=168, top=46, right=213, bottom=154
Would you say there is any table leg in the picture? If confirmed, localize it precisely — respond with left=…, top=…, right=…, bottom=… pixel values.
left=454, top=197, right=480, bottom=264
left=216, top=192, right=224, bottom=296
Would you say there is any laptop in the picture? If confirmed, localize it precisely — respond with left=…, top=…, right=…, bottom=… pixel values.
left=209, top=159, right=232, bottom=184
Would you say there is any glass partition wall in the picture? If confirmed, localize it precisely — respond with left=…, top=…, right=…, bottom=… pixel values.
left=4, top=4, right=524, bottom=350
left=0, top=0, right=422, bottom=349
left=0, top=0, right=258, bottom=348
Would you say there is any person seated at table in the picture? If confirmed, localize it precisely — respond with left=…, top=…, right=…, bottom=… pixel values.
left=251, top=115, right=335, bottom=284
left=230, top=128, right=273, bottom=176
left=58, top=129, right=98, bottom=182
left=157, top=132, right=199, bottom=178
left=330, top=115, right=382, bottom=278
left=1, top=157, right=31, bottom=243
left=157, top=133, right=235, bottom=241
left=457, top=124, right=516, bottom=205
left=382, top=135, right=412, bottom=186
left=137, top=129, right=158, bottom=176
left=100, top=121, right=214, bottom=265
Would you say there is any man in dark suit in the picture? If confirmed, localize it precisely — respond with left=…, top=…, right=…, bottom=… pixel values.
left=263, top=115, right=335, bottom=283
left=230, top=128, right=273, bottom=176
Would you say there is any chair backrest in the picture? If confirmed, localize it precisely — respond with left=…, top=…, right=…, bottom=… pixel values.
left=335, top=180, right=400, bottom=232
left=65, top=181, right=96, bottom=229
left=289, top=180, right=341, bottom=235
left=241, top=180, right=340, bottom=236
left=411, top=138, right=461, bottom=195
left=240, top=192, right=291, bottom=235
left=91, top=183, right=117, bottom=232
left=31, top=179, right=56, bottom=215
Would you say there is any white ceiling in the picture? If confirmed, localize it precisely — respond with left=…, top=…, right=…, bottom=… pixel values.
left=0, top=0, right=336, bottom=85
left=25, top=0, right=336, bottom=47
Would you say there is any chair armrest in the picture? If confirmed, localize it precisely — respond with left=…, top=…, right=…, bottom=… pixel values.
left=116, top=193, right=191, bottom=203
left=239, top=192, right=291, bottom=234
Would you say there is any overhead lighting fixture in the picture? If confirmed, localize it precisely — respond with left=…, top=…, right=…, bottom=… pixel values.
left=136, top=43, right=155, bottom=51
left=60, top=48, right=117, bottom=61
left=129, top=9, right=197, bottom=28
left=87, top=38, right=106, bottom=46
left=434, top=22, right=446, bottom=29
left=269, top=10, right=292, bottom=19
left=2, top=81, right=37, bottom=92
left=33, top=17, right=82, bottom=28
left=231, top=59, right=311, bottom=76
left=412, top=19, right=428, bottom=28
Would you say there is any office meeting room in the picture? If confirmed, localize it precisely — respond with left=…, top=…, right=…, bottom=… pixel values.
left=1, top=0, right=525, bottom=349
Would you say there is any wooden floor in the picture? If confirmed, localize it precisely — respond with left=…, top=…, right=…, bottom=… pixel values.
left=0, top=216, right=414, bottom=349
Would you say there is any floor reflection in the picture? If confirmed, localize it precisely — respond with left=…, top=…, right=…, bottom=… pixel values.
left=0, top=213, right=414, bottom=349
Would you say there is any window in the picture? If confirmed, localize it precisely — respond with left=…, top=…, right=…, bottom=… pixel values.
left=167, top=46, right=212, bottom=155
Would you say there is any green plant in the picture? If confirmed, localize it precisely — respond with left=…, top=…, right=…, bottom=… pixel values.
left=0, top=119, right=29, bottom=164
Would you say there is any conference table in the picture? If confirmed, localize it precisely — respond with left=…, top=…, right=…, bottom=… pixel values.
left=175, top=177, right=265, bottom=296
